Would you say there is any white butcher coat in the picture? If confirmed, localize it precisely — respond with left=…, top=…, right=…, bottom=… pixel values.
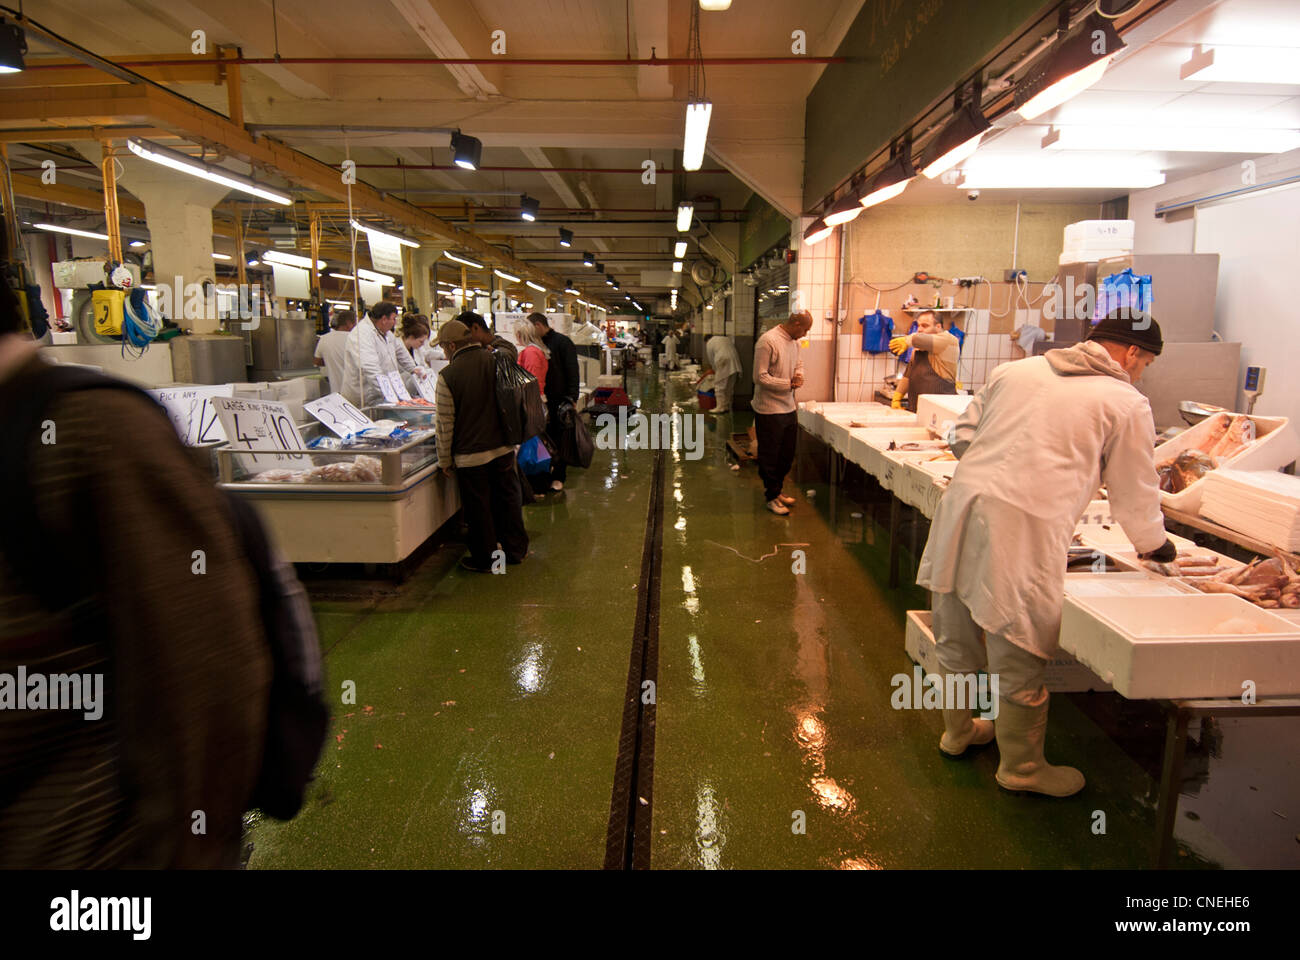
left=917, top=341, right=1167, bottom=657
left=341, top=316, right=407, bottom=408
left=663, top=332, right=679, bottom=365
left=706, top=335, right=742, bottom=381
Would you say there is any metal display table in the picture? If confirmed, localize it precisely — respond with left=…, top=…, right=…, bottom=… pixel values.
left=1153, top=696, right=1300, bottom=868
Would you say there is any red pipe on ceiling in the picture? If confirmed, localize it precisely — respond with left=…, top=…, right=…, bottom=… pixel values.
left=355, top=164, right=732, bottom=174
left=24, top=55, right=843, bottom=69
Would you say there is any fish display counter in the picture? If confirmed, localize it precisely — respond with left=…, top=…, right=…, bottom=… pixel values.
left=799, top=399, right=957, bottom=518
left=216, top=420, right=460, bottom=565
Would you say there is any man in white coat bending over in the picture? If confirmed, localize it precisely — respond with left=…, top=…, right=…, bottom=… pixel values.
left=704, top=333, right=743, bottom=413
left=917, top=310, right=1174, bottom=797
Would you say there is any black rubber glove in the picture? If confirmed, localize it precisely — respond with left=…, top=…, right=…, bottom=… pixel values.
left=1140, top=539, right=1178, bottom=563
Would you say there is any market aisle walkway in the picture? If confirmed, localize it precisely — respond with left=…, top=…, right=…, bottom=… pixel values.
left=247, top=372, right=665, bottom=868
left=648, top=370, right=1191, bottom=869
left=249, top=366, right=1208, bottom=869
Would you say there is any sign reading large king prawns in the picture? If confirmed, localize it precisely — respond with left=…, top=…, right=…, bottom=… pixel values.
left=211, top=396, right=307, bottom=468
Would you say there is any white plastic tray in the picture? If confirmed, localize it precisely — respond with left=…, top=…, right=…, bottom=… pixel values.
left=1153, top=413, right=1299, bottom=513
left=1060, top=594, right=1300, bottom=698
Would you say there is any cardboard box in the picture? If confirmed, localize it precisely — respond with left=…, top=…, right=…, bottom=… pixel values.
left=905, top=610, right=1113, bottom=694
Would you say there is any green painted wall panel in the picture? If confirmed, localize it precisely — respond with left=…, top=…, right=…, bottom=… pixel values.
left=804, top=0, right=1051, bottom=209
left=739, top=192, right=791, bottom=270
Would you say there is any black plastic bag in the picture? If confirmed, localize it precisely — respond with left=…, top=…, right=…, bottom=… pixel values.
left=493, top=351, right=544, bottom=444
left=555, top=400, right=594, bottom=469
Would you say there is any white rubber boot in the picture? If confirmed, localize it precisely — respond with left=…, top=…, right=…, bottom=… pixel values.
left=939, top=709, right=994, bottom=757
left=994, top=699, right=1085, bottom=797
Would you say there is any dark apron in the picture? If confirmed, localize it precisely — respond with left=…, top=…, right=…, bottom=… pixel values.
left=907, top=350, right=956, bottom=411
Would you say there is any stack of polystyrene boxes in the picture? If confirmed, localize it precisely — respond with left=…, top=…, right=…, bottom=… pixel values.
left=1059, top=219, right=1135, bottom=265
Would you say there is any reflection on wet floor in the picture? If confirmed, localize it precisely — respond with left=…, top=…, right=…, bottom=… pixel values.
left=247, top=366, right=1298, bottom=870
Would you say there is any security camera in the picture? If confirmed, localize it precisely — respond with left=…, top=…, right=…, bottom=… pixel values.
left=967, top=189, right=980, bottom=201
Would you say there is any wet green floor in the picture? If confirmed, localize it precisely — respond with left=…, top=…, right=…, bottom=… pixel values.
left=247, top=369, right=1249, bottom=869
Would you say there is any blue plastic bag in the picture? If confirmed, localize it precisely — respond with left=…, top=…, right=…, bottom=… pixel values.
left=1093, top=268, right=1153, bottom=321
left=518, top=434, right=552, bottom=476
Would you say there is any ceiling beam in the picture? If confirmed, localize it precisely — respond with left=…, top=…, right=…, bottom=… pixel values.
left=391, top=0, right=503, bottom=100
left=0, top=83, right=569, bottom=291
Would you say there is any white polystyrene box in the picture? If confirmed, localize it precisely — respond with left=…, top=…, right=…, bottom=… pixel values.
left=1064, top=219, right=1135, bottom=245
left=1059, top=594, right=1300, bottom=699
left=906, top=610, right=1111, bottom=693
left=52, top=259, right=141, bottom=289
left=1063, top=572, right=1195, bottom=599
left=915, top=393, right=975, bottom=437
left=1153, top=414, right=1300, bottom=513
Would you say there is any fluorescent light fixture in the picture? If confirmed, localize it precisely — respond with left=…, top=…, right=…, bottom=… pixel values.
left=211, top=252, right=232, bottom=261
left=824, top=190, right=864, bottom=226
left=676, top=201, right=694, bottom=232
left=262, top=249, right=325, bottom=270
left=350, top=218, right=419, bottom=248
left=683, top=100, right=713, bottom=171
left=859, top=146, right=916, bottom=210
left=922, top=101, right=992, bottom=179
left=443, top=251, right=484, bottom=269
left=129, top=240, right=147, bottom=248
left=672, top=260, right=684, bottom=272
left=127, top=138, right=291, bottom=205
left=494, top=268, right=521, bottom=283
left=358, top=269, right=396, bottom=285
left=674, top=240, right=688, bottom=258
left=1042, top=124, right=1300, bottom=154
left=0, top=18, right=26, bottom=73
left=32, top=222, right=110, bottom=241
left=1180, top=44, right=1300, bottom=85
left=559, top=227, right=573, bottom=247
left=520, top=194, right=540, bottom=221
left=450, top=130, right=482, bottom=170
left=802, top=216, right=833, bottom=246
left=526, top=280, right=546, bottom=292
left=960, top=158, right=1165, bottom=189
left=699, top=0, right=732, bottom=10
left=1014, top=13, right=1124, bottom=121
left=326, top=299, right=352, bottom=307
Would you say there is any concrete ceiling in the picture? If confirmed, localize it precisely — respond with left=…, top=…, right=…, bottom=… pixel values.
left=8, top=0, right=867, bottom=303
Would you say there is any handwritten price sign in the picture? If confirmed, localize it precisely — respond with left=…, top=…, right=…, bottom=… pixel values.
left=211, top=396, right=307, bottom=469
left=151, top=384, right=234, bottom=446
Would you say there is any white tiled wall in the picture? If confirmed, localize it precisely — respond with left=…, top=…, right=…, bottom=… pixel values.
left=833, top=306, right=1054, bottom=402
left=792, top=216, right=838, bottom=342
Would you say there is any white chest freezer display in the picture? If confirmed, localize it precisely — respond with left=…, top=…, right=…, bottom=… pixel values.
left=217, top=418, right=458, bottom=564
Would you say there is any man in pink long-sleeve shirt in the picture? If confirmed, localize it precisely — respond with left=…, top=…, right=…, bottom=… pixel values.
left=752, top=310, right=813, bottom=515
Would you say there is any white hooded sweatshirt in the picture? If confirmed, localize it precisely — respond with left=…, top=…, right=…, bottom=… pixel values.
left=917, top=341, right=1167, bottom=657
